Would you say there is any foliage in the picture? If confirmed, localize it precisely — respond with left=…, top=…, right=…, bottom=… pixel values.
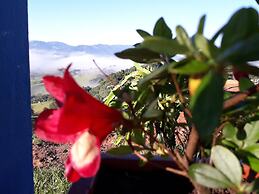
left=109, top=7, right=259, bottom=193
left=34, top=167, right=70, bottom=194
left=35, top=7, right=259, bottom=194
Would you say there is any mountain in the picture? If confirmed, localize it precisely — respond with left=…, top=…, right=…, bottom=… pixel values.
left=29, top=41, right=133, bottom=74
left=30, top=41, right=130, bottom=56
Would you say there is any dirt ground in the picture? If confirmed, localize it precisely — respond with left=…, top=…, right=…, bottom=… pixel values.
left=33, top=132, right=117, bottom=168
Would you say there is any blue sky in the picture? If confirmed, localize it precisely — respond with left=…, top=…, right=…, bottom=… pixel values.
left=28, top=0, right=258, bottom=45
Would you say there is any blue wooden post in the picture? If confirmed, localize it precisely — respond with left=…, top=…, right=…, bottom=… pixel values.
left=0, top=0, right=34, bottom=193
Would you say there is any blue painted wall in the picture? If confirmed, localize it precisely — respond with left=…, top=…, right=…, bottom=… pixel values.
left=0, top=0, right=33, bottom=193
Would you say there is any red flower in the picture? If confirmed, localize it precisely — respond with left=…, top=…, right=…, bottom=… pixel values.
left=35, top=65, right=123, bottom=182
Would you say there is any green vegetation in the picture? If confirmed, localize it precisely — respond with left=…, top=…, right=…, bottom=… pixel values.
left=34, top=167, right=70, bottom=194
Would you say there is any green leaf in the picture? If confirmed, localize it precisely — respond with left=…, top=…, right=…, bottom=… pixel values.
left=134, top=63, right=150, bottom=76
left=140, top=36, right=188, bottom=56
left=197, top=15, right=206, bottom=34
left=143, top=99, right=163, bottom=119
left=244, top=144, right=259, bottom=158
left=211, top=145, right=242, bottom=186
left=221, top=8, right=259, bottom=50
left=131, top=129, right=145, bottom=145
left=176, top=25, right=195, bottom=52
left=222, top=123, right=242, bottom=147
left=139, top=64, right=169, bottom=86
left=247, top=155, right=259, bottom=172
left=190, top=71, right=224, bottom=144
left=244, top=121, right=259, bottom=146
left=107, top=145, right=133, bottom=156
left=195, top=34, right=214, bottom=58
left=169, top=60, right=209, bottom=75
left=239, top=77, right=254, bottom=92
left=153, top=17, right=172, bottom=39
left=115, top=48, right=161, bottom=63
left=136, top=29, right=151, bottom=38
left=217, top=34, right=259, bottom=64
left=189, top=163, right=234, bottom=189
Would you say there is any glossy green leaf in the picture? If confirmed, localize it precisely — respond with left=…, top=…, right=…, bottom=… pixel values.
left=115, top=48, right=161, bottom=63
left=217, top=34, right=259, bottom=64
left=107, top=145, right=133, bottom=156
left=221, top=8, right=259, bottom=50
left=197, top=15, right=206, bottom=34
left=190, top=71, right=224, bottom=144
left=169, top=60, right=209, bottom=75
left=244, top=144, right=259, bottom=158
left=247, top=156, right=259, bottom=172
left=244, top=121, right=259, bottom=146
left=211, top=145, right=242, bottom=186
left=136, top=29, right=151, bottom=38
left=176, top=25, right=195, bottom=52
left=189, top=163, right=234, bottom=189
left=153, top=17, right=172, bottom=39
left=141, top=36, right=188, bottom=56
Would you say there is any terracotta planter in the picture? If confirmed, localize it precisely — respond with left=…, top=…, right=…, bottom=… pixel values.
left=68, top=153, right=193, bottom=194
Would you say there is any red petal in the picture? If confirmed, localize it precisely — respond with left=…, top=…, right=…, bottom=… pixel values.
left=65, top=157, right=81, bottom=183
left=43, top=76, right=65, bottom=103
left=59, top=94, right=122, bottom=142
left=70, top=132, right=101, bottom=178
left=35, top=109, right=79, bottom=143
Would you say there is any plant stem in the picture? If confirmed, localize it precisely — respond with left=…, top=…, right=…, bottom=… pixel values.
left=127, top=139, right=188, bottom=177
left=224, top=83, right=259, bottom=110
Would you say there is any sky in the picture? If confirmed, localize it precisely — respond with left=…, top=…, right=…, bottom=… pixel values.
left=28, top=0, right=259, bottom=46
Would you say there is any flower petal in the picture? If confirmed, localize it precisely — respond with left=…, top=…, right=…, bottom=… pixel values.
left=70, top=131, right=101, bottom=178
left=35, top=109, right=79, bottom=143
left=58, top=94, right=122, bottom=142
left=43, top=76, right=65, bottom=103
left=65, top=157, right=81, bottom=183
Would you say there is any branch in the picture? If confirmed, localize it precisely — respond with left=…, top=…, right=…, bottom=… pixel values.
left=127, top=139, right=188, bottom=177
left=223, top=83, right=259, bottom=110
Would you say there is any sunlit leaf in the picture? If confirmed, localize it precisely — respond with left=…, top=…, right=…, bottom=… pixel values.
left=244, top=121, right=259, bottom=146
left=176, top=25, right=195, bottom=52
left=222, top=123, right=242, bottom=147
left=140, top=36, right=188, bottom=56
left=195, top=34, right=213, bottom=58
left=244, top=144, right=259, bottom=158
left=211, top=145, right=242, bottom=186
left=247, top=155, right=259, bottom=172
left=189, top=163, right=234, bottom=189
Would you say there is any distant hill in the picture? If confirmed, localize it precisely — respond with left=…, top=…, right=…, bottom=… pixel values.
left=30, top=41, right=130, bottom=56
left=29, top=41, right=133, bottom=74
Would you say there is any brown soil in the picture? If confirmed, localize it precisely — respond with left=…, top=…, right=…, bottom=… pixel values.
left=33, top=132, right=118, bottom=168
